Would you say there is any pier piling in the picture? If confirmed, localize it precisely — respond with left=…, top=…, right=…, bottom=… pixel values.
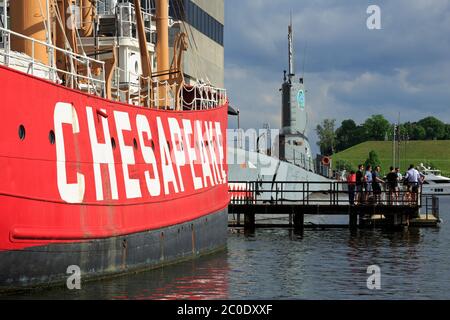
left=349, top=208, right=358, bottom=229
left=293, top=212, right=304, bottom=231
left=244, top=212, right=256, bottom=230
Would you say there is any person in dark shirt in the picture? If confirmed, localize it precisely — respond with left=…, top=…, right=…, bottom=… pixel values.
left=355, top=164, right=364, bottom=204
left=386, top=166, right=398, bottom=205
left=372, top=166, right=384, bottom=204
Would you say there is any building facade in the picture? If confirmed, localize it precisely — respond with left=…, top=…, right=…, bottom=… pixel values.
left=169, top=0, right=224, bottom=88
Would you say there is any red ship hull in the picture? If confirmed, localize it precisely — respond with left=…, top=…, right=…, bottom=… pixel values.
left=0, top=65, right=229, bottom=291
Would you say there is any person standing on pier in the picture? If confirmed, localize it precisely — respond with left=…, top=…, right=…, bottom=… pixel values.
left=347, top=170, right=357, bottom=205
left=386, top=167, right=399, bottom=205
left=364, top=165, right=373, bottom=202
left=372, top=166, right=385, bottom=204
left=355, top=164, right=364, bottom=204
left=395, top=167, right=402, bottom=203
left=405, top=164, right=425, bottom=204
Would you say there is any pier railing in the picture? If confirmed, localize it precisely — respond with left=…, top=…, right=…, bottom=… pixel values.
left=228, top=181, right=422, bottom=207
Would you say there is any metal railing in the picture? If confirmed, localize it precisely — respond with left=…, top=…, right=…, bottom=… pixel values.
left=96, top=1, right=153, bottom=40
left=116, top=2, right=153, bottom=38
left=228, top=181, right=422, bottom=207
left=0, top=26, right=106, bottom=97
left=181, top=83, right=228, bottom=111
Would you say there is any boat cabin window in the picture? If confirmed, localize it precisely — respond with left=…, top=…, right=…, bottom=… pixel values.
left=432, top=180, right=450, bottom=184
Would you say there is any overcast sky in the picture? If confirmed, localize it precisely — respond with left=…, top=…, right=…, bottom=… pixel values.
left=224, top=0, right=450, bottom=154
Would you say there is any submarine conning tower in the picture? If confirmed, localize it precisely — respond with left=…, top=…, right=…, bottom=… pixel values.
left=279, top=18, right=314, bottom=172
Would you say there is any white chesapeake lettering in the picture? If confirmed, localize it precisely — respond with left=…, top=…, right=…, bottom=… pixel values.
left=86, top=107, right=118, bottom=201
left=168, top=117, right=185, bottom=192
left=215, top=122, right=227, bottom=183
left=157, top=117, right=179, bottom=195
left=205, top=121, right=221, bottom=185
left=136, top=114, right=161, bottom=197
left=195, top=120, right=215, bottom=187
left=54, top=102, right=85, bottom=203
left=114, top=111, right=142, bottom=199
left=182, top=119, right=203, bottom=190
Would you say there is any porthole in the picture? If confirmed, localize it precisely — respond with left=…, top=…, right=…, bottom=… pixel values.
left=18, top=125, right=26, bottom=140
left=49, top=130, right=55, bottom=145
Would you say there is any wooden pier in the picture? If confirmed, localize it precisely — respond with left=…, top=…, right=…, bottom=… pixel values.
left=228, top=181, right=440, bottom=231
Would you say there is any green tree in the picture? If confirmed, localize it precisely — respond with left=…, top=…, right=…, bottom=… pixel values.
left=353, top=125, right=368, bottom=144
left=364, top=115, right=391, bottom=141
left=316, top=119, right=336, bottom=156
left=417, top=116, right=446, bottom=140
left=364, top=150, right=381, bottom=170
left=397, top=123, right=410, bottom=140
left=402, top=122, right=414, bottom=140
left=335, top=119, right=357, bottom=152
left=335, top=120, right=369, bottom=152
left=445, top=124, right=450, bottom=139
left=411, top=124, right=426, bottom=140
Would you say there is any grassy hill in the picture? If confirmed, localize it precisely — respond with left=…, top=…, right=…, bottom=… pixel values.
left=331, top=140, right=450, bottom=176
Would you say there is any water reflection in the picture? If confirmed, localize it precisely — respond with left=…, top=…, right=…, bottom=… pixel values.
left=5, top=251, right=230, bottom=300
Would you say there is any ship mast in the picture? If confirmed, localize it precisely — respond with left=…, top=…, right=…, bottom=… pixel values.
left=155, top=0, right=170, bottom=107
left=156, top=0, right=169, bottom=82
left=288, top=13, right=294, bottom=79
left=10, top=0, right=49, bottom=65
left=80, top=0, right=95, bottom=37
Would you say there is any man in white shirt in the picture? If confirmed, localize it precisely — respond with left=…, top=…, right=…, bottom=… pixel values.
left=404, top=164, right=425, bottom=203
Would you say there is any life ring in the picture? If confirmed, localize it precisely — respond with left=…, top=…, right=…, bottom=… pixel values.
left=321, top=156, right=331, bottom=167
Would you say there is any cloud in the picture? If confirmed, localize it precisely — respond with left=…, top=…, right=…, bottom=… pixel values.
left=224, top=0, right=450, bottom=154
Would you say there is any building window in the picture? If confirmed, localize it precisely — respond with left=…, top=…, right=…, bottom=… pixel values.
left=169, top=0, right=223, bottom=46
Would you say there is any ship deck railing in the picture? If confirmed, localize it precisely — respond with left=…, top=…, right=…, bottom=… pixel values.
left=0, top=26, right=106, bottom=98
left=110, top=64, right=227, bottom=110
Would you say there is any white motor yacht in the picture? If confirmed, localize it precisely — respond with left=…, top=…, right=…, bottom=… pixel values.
left=418, top=164, right=450, bottom=195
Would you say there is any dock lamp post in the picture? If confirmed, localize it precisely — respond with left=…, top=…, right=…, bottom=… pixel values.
left=237, top=108, right=240, bottom=128
left=237, top=108, right=241, bottom=148
left=227, top=105, right=241, bottom=149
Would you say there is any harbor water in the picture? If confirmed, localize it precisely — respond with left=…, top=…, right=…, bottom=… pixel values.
left=6, top=196, right=450, bottom=300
